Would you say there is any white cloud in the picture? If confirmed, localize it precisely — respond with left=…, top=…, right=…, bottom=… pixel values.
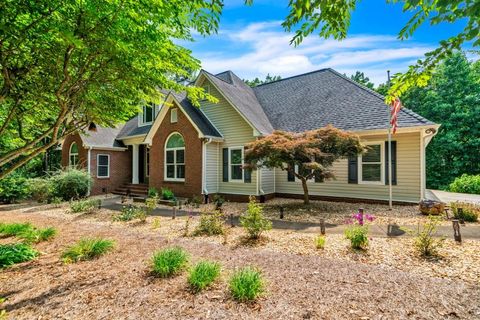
left=189, top=21, right=434, bottom=84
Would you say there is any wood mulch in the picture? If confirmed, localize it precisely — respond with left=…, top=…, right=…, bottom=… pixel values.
left=1, top=205, right=479, bottom=319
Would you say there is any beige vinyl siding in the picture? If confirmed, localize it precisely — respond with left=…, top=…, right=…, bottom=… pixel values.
left=200, top=80, right=257, bottom=195
left=260, top=168, right=275, bottom=194
left=205, top=142, right=219, bottom=193
left=274, top=132, right=421, bottom=202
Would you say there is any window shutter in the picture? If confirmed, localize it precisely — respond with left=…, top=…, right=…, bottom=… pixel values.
left=314, top=171, right=322, bottom=183
left=385, top=141, right=397, bottom=185
left=348, top=156, right=358, bottom=184
left=287, top=167, right=295, bottom=182
left=244, top=168, right=252, bottom=183
left=222, top=148, right=228, bottom=182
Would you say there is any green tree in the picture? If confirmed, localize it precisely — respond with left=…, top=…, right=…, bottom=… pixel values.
left=244, top=74, right=282, bottom=87
left=246, top=0, right=479, bottom=102
left=244, top=126, right=364, bottom=205
left=402, top=52, right=480, bottom=189
left=0, top=0, right=221, bottom=179
left=349, top=71, right=374, bottom=89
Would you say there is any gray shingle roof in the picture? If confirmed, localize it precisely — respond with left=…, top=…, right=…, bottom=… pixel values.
left=204, top=70, right=274, bottom=135
left=252, top=68, right=435, bottom=132
left=116, top=117, right=151, bottom=139
left=80, top=126, right=126, bottom=148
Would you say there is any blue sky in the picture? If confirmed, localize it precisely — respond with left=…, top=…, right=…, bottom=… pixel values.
left=184, top=0, right=467, bottom=85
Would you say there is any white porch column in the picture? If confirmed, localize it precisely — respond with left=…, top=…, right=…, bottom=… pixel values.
left=132, top=144, right=139, bottom=184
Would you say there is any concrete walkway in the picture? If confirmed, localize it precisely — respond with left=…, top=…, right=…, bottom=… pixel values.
left=102, top=196, right=480, bottom=240
left=426, top=189, right=480, bottom=204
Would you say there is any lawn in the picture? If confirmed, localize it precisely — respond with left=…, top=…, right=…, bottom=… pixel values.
left=0, top=201, right=479, bottom=319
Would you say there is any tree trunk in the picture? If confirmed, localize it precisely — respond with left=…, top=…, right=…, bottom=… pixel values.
left=301, top=178, right=310, bottom=205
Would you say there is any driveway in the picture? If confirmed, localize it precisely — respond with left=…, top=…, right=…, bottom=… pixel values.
left=426, top=189, right=480, bottom=204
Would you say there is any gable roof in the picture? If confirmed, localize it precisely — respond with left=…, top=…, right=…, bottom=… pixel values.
left=116, top=117, right=151, bottom=139
left=202, top=70, right=274, bottom=135
left=252, top=68, right=435, bottom=132
left=80, top=126, right=126, bottom=149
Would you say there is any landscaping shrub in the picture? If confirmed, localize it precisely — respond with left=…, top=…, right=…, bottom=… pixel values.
left=145, top=197, right=158, bottom=216
left=161, top=187, right=175, bottom=201
left=0, top=243, right=38, bottom=268
left=18, top=227, right=57, bottom=243
left=194, top=211, right=225, bottom=236
left=449, top=174, right=480, bottom=195
left=148, top=187, right=159, bottom=198
left=314, top=235, right=326, bottom=249
left=151, top=247, right=188, bottom=278
left=61, top=238, right=115, bottom=263
left=0, top=171, right=30, bottom=204
left=240, top=196, right=272, bottom=239
left=213, top=194, right=225, bottom=210
left=28, top=178, right=53, bottom=203
left=70, top=198, right=101, bottom=213
left=229, top=267, right=264, bottom=302
left=113, top=204, right=146, bottom=222
left=450, top=202, right=479, bottom=222
left=50, top=169, right=92, bottom=201
left=0, top=222, right=32, bottom=237
left=408, top=216, right=444, bottom=257
left=188, top=260, right=221, bottom=292
left=189, top=195, right=202, bottom=208
left=344, top=211, right=374, bottom=250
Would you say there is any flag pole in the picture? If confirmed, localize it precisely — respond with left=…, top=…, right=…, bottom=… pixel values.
left=387, top=70, right=393, bottom=210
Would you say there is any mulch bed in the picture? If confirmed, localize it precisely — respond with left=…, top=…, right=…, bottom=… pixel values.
left=1, top=205, right=479, bottom=319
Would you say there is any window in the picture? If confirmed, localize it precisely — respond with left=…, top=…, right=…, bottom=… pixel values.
left=165, top=133, right=185, bottom=181
left=229, top=147, right=243, bottom=181
left=359, top=143, right=383, bottom=184
left=69, top=142, right=79, bottom=167
left=97, top=154, right=110, bottom=178
left=141, top=104, right=154, bottom=125
left=170, top=108, right=178, bottom=123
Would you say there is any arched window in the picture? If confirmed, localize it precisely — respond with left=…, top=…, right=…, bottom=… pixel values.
left=69, top=142, right=79, bottom=167
left=164, top=133, right=185, bottom=181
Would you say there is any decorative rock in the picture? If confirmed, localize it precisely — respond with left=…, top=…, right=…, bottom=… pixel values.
left=419, top=199, right=445, bottom=215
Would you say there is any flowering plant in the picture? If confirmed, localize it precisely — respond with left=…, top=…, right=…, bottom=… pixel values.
left=344, top=211, right=375, bottom=250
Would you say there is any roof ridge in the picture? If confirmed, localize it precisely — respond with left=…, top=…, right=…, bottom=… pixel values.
left=253, top=68, right=331, bottom=88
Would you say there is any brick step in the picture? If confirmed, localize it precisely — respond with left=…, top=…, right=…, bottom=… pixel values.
left=112, top=190, right=147, bottom=198
left=113, top=183, right=149, bottom=197
left=115, top=186, right=148, bottom=193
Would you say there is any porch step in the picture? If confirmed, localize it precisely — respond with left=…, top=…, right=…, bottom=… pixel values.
left=112, top=183, right=149, bottom=197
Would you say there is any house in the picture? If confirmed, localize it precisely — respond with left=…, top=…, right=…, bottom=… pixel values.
left=61, top=68, right=439, bottom=203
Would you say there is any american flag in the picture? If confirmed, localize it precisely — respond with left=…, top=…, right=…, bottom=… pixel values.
left=390, top=98, right=402, bottom=134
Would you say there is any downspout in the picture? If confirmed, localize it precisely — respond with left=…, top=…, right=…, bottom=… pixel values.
left=421, top=127, right=439, bottom=199
left=87, top=146, right=92, bottom=196
left=202, top=138, right=213, bottom=196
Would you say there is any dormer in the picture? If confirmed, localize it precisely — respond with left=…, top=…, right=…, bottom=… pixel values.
left=138, top=103, right=158, bottom=127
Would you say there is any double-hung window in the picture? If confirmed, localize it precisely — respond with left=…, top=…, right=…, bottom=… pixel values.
left=229, top=147, right=243, bottom=181
left=97, top=154, right=110, bottom=178
left=165, top=133, right=185, bottom=181
left=140, top=104, right=154, bottom=125
left=359, top=143, right=383, bottom=184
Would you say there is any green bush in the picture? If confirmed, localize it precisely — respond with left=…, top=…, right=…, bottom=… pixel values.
left=450, top=202, right=479, bottom=222
left=188, top=260, right=221, bottom=292
left=113, top=204, right=146, bottom=222
left=148, top=187, right=159, bottom=198
left=0, top=172, right=31, bottom=204
left=229, top=267, right=264, bottom=302
left=18, top=227, right=57, bottom=243
left=240, top=196, right=272, bottom=239
left=449, top=174, right=480, bottom=195
left=213, top=194, right=225, bottom=209
left=28, top=178, right=53, bottom=203
left=61, top=238, right=115, bottom=263
left=0, top=243, right=39, bottom=268
left=70, top=198, right=101, bottom=213
left=344, top=224, right=369, bottom=250
left=194, top=211, right=225, bottom=236
left=315, top=235, right=326, bottom=249
left=0, top=223, right=32, bottom=237
left=161, top=187, right=175, bottom=200
left=151, top=247, right=188, bottom=278
left=407, top=216, right=444, bottom=256
left=50, top=169, right=92, bottom=201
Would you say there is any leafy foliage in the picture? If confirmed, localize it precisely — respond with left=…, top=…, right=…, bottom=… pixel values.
left=244, top=74, right=282, bottom=87
left=450, top=202, right=479, bottom=223
left=151, top=247, right=189, bottom=278
left=245, top=126, right=364, bottom=204
left=344, top=224, right=369, bottom=250
left=402, top=53, right=480, bottom=189
left=0, top=243, right=38, bottom=268
left=406, top=216, right=444, bottom=257
left=0, top=0, right=221, bottom=178
left=70, top=198, right=100, bottom=213
left=0, top=223, right=32, bottom=237
left=188, top=260, right=221, bottom=292
left=314, top=235, right=326, bottom=249
left=0, top=171, right=30, bottom=203
left=194, top=211, right=225, bottom=236
left=147, top=188, right=159, bottom=198
left=28, top=178, right=53, bottom=203
left=50, top=169, right=92, bottom=201
left=18, top=227, right=57, bottom=244
left=229, top=267, right=264, bottom=302
left=449, top=174, right=480, bottom=195
left=240, top=196, right=272, bottom=239
left=61, top=238, right=115, bottom=263
left=348, top=71, right=374, bottom=89
left=113, top=204, right=146, bottom=222
left=161, top=187, right=175, bottom=201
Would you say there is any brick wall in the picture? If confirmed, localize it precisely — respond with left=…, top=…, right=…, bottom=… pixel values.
left=61, top=133, right=87, bottom=169
left=149, top=106, right=203, bottom=198
left=90, top=149, right=132, bottom=195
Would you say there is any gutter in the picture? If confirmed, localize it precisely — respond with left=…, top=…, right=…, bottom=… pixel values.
left=202, top=138, right=213, bottom=195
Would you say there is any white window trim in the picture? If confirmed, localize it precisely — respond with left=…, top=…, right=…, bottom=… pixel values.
left=228, top=146, right=244, bottom=183
left=358, top=141, right=384, bottom=185
left=170, top=108, right=178, bottom=123
left=293, top=164, right=316, bottom=183
left=69, top=142, right=79, bottom=168
left=96, top=154, right=110, bottom=179
left=164, top=132, right=185, bottom=182
left=138, top=105, right=155, bottom=127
